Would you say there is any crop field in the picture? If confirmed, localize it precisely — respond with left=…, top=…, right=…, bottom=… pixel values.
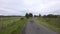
left=36, top=17, right=60, bottom=34
left=0, top=16, right=27, bottom=34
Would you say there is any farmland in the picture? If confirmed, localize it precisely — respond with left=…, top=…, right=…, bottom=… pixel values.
left=0, top=16, right=28, bottom=34
left=36, top=17, right=60, bottom=34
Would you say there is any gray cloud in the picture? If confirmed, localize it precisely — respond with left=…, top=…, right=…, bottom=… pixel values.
left=0, top=0, right=60, bottom=16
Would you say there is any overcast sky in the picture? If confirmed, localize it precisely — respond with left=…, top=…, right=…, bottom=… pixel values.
left=0, top=0, right=60, bottom=16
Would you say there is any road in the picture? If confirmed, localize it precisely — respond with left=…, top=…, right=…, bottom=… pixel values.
left=22, top=19, right=58, bottom=34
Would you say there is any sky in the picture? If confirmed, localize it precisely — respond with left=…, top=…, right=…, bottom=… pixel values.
left=0, top=0, right=60, bottom=16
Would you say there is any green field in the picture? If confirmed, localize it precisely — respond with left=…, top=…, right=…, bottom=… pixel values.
left=0, top=16, right=28, bottom=34
left=36, top=17, right=60, bottom=34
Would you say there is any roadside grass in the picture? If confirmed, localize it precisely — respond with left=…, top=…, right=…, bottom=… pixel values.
left=36, top=17, right=60, bottom=34
left=0, top=16, right=28, bottom=34
left=0, top=17, right=20, bottom=27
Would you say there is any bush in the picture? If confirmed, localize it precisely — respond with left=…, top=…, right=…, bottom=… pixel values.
left=20, top=18, right=24, bottom=20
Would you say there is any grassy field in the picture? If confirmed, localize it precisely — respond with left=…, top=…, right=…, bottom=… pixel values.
left=0, top=16, right=28, bottom=34
left=36, top=17, right=60, bottom=34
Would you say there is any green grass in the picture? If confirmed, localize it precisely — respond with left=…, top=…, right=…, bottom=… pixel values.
left=0, top=16, right=28, bottom=34
left=36, top=17, right=60, bottom=34
left=0, top=17, right=20, bottom=27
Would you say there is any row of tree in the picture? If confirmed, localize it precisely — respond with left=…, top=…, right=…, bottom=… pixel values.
left=25, top=13, right=60, bottom=18
left=43, top=14, right=60, bottom=18
left=25, top=13, right=33, bottom=18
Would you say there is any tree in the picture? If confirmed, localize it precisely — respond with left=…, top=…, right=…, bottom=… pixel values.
left=34, top=15, right=38, bottom=17
left=43, top=15, right=47, bottom=18
left=47, top=14, right=57, bottom=18
left=25, top=13, right=33, bottom=18
left=25, top=13, right=29, bottom=18
left=29, top=13, right=33, bottom=17
left=39, top=14, right=41, bottom=17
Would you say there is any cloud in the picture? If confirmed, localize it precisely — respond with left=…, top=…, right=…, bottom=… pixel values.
left=0, top=0, right=60, bottom=16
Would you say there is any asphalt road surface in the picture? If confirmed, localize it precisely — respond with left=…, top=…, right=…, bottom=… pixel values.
left=22, top=19, right=58, bottom=34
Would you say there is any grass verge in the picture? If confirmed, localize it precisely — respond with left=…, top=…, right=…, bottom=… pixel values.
left=0, top=17, right=28, bottom=34
left=36, top=17, right=60, bottom=34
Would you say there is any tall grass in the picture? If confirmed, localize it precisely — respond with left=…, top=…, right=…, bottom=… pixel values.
left=0, top=16, right=28, bottom=34
left=36, top=17, right=60, bottom=33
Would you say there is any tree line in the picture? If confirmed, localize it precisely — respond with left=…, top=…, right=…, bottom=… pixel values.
left=25, top=13, right=60, bottom=18
left=25, top=13, right=33, bottom=18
